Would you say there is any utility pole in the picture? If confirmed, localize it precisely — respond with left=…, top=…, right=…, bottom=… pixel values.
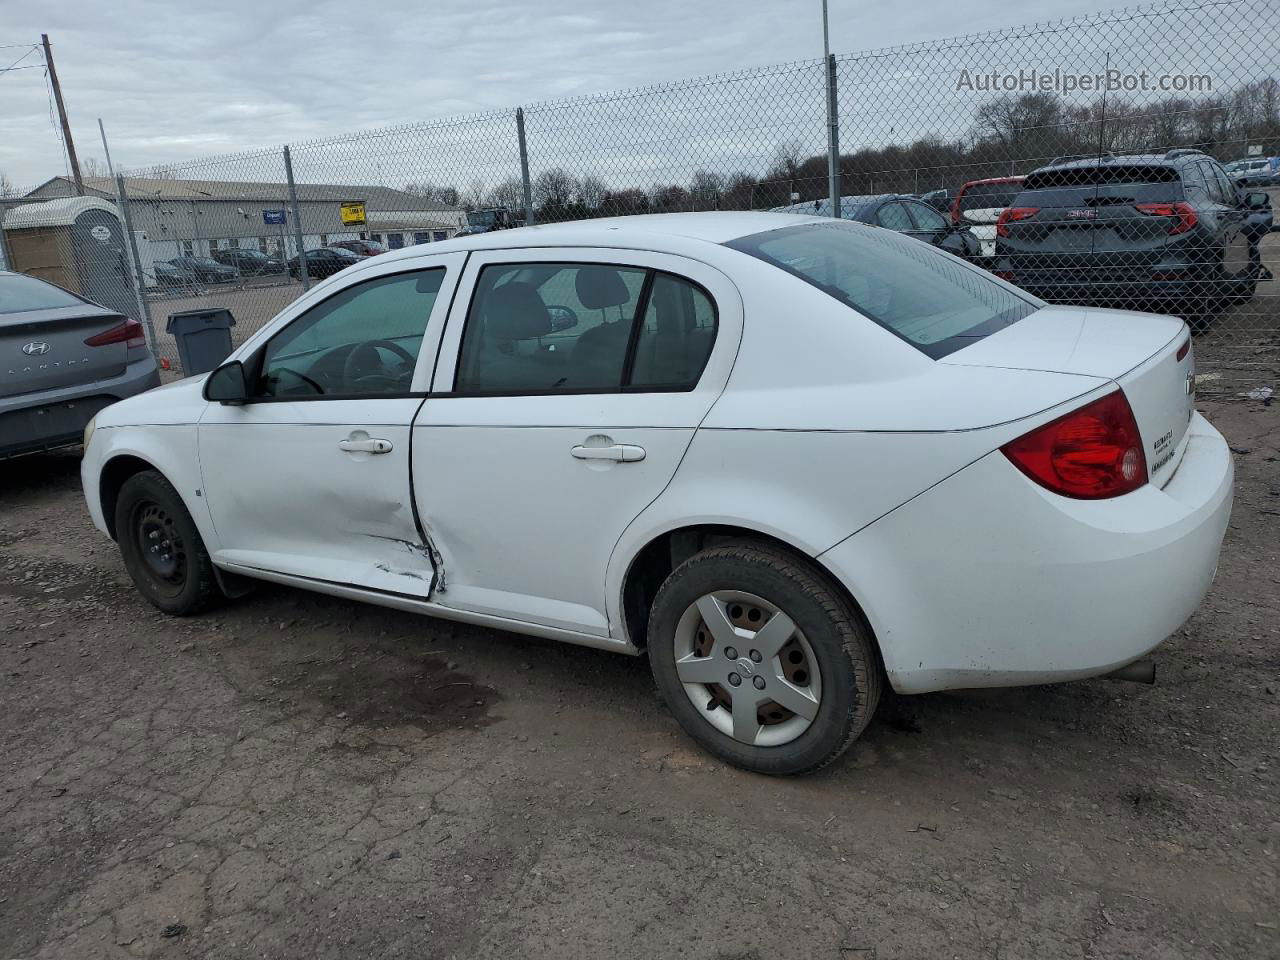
left=42, top=34, right=84, bottom=196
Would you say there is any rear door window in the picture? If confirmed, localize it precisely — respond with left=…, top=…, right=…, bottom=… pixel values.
left=727, top=221, right=1036, bottom=359
left=957, top=182, right=1021, bottom=216
left=875, top=203, right=913, bottom=231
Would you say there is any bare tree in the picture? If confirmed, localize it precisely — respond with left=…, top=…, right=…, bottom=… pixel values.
left=80, top=156, right=109, bottom=178
left=404, top=181, right=460, bottom=206
left=464, top=178, right=487, bottom=210
left=0, top=170, right=15, bottom=198
left=486, top=177, right=525, bottom=211
left=689, top=170, right=726, bottom=210
left=533, top=167, right=577, bottom=208
left=577, top=175, right=607, bottom=209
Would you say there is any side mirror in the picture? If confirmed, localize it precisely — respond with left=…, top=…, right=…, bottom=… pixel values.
left=1244, top=191, right=1271, bottom=210
left=203, top=359, right=248, bottom=404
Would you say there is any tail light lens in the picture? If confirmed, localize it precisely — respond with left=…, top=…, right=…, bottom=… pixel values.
left=1134, top=201, right=1198, bottom=235
left=85, top=318, right=145, bottom=349
left=995, top=207, right=1038, bottom=237
left=1001, top=390, right=1147, bottom=499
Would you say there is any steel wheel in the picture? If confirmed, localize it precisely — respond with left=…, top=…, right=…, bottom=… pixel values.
left=672, top=590, right=822, bottom=747
left=131, top=499, right=188, bottom=591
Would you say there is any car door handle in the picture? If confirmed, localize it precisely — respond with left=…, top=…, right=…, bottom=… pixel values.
left=339, top=438, right=394, bottom=454
left=571, top=443, right=646, bottom=463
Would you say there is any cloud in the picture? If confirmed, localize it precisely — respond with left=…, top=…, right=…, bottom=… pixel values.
left=0, top=0, right=1140, bottom=188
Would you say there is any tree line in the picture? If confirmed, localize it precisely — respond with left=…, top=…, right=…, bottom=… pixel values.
left=401, top=78, right=1280, bottom=222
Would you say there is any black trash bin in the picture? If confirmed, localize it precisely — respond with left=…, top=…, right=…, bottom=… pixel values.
left=166, top=308, right=236, bottom=376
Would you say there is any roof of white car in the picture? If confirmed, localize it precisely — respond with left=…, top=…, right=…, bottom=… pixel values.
left=376, top=211, right=827, bottom=264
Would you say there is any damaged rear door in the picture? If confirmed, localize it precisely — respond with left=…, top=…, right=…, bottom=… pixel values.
left=198, top=256, right=465, bottom=596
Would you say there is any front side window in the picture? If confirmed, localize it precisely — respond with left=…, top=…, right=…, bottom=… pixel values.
left=454, top=262, right=717, bottom=394
left=256, top=268, right=444, bottom=399
left=728, top=221, right=1035, bottom=359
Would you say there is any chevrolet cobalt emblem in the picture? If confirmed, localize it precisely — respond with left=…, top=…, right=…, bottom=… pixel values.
left=22, top=341, right=51, bottom=356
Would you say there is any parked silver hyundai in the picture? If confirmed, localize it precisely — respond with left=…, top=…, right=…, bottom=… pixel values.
left=1, top=271, right=159, bottom=459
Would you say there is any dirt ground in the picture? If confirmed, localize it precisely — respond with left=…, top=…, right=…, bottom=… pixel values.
left=1, top=397, right=1277, bottom=960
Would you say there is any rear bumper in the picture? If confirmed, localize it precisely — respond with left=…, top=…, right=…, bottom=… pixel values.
left=0, top=355, right=161, bottom=459
left=821, top=412, right=1233, bottom=694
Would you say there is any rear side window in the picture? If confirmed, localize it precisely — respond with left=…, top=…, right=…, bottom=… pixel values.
left=0, top=274, right=87, bottom=313
left=727, top=222, right=1035, bottom=359
left=454, top=263, right=717, bottom=394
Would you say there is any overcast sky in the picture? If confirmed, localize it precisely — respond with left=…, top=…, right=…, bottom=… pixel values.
left=0, top=0, right=1122, bottom=189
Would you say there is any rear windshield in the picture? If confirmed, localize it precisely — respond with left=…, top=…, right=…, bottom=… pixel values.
left=1016, top=167, right=1182, bottom=206
left=957, top=182, right=1022, bottom=213
left=0, top=274, right=86, bottom=314
left=727, top=222, right=1036, bottom=359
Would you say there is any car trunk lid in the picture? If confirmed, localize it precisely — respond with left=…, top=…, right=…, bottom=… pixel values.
left=0, top=305, right=130, bottom=399
left=944, top=305, right=1194, bottom=486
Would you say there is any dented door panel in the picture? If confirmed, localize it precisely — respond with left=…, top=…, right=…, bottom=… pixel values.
left=199, top=398, right=434, bottom=595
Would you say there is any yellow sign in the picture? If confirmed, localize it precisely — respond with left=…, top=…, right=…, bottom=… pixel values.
left=340, top=200, right=367, bottom=226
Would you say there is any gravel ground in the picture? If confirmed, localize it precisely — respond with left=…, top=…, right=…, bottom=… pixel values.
left=1, top=397, right=1277, bottom=960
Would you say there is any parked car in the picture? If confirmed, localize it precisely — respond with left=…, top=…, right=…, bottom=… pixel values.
left=1223, top=156, right=1280, bottom=187
left=164, top=256, right=238, bottom=284
left=288, top=247, right=362, bottom=280
left=152, top=260, right=199, bottom=291
left=951, top=176, right=1025, bottom=263
left=994, top=149, right=1270, bottom=328
left=81, top=213, right=1232, bottom=775
left=211, top=248, right=287, bottom=276
left=1, top=271, right=159, bottom=459
left=774, top=194, right=980, bottom=260
left=328, top=239, right=388, bottom=258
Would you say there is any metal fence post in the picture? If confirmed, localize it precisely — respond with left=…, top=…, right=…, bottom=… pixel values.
left=114, top=174, right=158, bottom=351
left=283, top=145, right=310, bottom=291
left=826, top=53, right=840, bottom=218
left=516, top=108, right=535, bottom=226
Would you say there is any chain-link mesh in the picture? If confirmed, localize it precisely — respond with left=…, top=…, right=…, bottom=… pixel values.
left=3, top=0, right=1274, bottom=388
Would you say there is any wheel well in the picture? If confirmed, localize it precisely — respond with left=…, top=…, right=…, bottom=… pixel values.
left=620, top=525, right=879, bottom=658
left=99, top=455, right=156, bottom=540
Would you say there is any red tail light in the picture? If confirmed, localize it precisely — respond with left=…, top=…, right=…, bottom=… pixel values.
left=1001, top=391, right=1147, bottom=499
left=85, top=318, right=145, bottom=349
left=1175, top=337, right=1190, bottom=362
left=1134, top=201, right=1197, bottom=235
left=993, top=270, right=1016, bottom=281
left=995, top=207, right=1038, bottom=237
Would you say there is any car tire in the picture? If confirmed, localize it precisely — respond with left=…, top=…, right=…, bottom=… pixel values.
left=647, top=542, right=882, bottom=776
left=115, top=470, right=218, bottom=616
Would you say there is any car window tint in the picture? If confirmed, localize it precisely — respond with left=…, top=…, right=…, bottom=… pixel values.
left=728, top=221, right=1035, bottom=360
left=1180, top=162, right=1209, bottom=199
left=1210, top=164, right=1237, bottom=203
left=629, top=274, right=717, bottom=389
left=906, top=201, right=948, bottom=230
left=875, top=203, right=914, bottom=231
left=257, top=269, right=444, bottom=398
left=454, top=262, right=646, bottom=394
left=0, top=274, right=86, bottom=313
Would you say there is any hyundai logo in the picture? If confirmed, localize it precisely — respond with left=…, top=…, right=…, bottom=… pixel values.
left=21, top=341, right=51, bottom=356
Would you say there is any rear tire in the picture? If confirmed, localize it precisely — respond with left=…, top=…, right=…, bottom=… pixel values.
left=115, top=470, right=218, bottom=616
left=647, top=543, right=881, bottom=776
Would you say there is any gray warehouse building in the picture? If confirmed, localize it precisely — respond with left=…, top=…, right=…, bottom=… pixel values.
left=18, top=176, right=464, bottom=280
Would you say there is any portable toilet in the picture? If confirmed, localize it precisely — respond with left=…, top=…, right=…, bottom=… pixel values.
left=1, top=196, right=138, bottom=319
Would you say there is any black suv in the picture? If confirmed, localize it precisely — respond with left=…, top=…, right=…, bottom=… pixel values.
left=994, top=149, right=1271, bottom=327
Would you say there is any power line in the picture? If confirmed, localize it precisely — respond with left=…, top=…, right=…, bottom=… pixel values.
left=0, top=44, right=38, bottom=76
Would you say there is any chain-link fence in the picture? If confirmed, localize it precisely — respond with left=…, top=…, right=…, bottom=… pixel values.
left=3, top=0, right=1276, bottom=391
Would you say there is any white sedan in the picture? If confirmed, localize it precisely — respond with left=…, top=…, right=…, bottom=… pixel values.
left=81, top=213, right=1232, bottom=775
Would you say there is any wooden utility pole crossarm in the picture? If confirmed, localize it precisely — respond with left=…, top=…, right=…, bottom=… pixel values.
left=41, top=34, right=84, bottom=196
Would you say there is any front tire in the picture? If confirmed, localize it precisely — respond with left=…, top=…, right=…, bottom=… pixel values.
left=115, top=470, right=218, bottom=616
left=647, top=543, right=881, bottom=775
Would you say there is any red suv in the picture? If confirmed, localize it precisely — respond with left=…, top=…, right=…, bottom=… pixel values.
left=951, top=176, right=1025, bottom=264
